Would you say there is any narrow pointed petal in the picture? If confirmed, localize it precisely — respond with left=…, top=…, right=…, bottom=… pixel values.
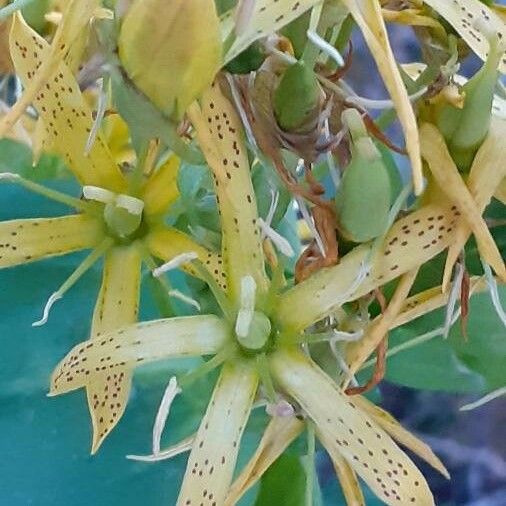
left=341, top=0, right=423, bottom=194
left=346, top=269, right=418, bottom=376
left=225, top=415, right=305, bottom=505
left=271, top=349, right=435, bottom=506
left=86, top=245, right=142, bottom=452
left=146, top=227, right=227, bottom=290
left=392, top=276, right=486, bottom=329
left=327, top=451, right=365, bottom=506
left=10, top=13, right=126, bottom=191
left=50, top=314, right=229, bottom=397
left=423, top=0, right=506, bottom=74
left=441, top=118, right=506, bottom=290
left=0, top=214, right=103, bottom=268
left=142, top=156, right=180, bottom=216
left=353, top=396, right=449, bottom=479
left=420, top=122, right=506, bottom=282
left=277, top=201, right=458, bottom=333
left=177, top=361, right=258, bottom=506
left=188, top=81, right=268, bottom=301
left=222, top=0, right=322, bottom=63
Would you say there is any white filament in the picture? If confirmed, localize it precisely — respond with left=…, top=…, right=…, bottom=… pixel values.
left=235, top=275, right=257, bottom=338
left=152, top=252, right=198, bottom=277
left=460, top=387, right=506, bottom=412
left=307, top=30, right=344, bottom=67
left=85, top=77, right=106, bottom=156
left=168, top=289, right=201, bottom=311
left=443, top=262, right=465, bottom=339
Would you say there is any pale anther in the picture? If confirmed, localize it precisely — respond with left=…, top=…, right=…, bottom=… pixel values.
left=115, top=194, right=144, bottom=216
left=32, top=292, right=62, bottom=327
left=82, top=185, right=116, bottom=204
left=152, top=252, right=199, bottom=277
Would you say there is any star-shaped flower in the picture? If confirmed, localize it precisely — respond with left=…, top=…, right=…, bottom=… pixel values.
left=1, top=14, right=225, bottom=452
left=48, top=79, right=482, bottom=505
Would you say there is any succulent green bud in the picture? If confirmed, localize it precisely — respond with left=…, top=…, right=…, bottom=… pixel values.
left=118, top=0, right=222, bottom=119
left=437, top=34, right=504, bottom=171
left=273, top=61, right=321, bottom=132
left=335, top=109, right=392, bottom=243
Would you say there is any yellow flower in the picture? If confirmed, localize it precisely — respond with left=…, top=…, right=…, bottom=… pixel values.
left=48, top=80, right=472, bottom=506
left=1, top=14, right=225, bottom=453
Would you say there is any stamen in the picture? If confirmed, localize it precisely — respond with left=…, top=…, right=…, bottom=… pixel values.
left=168, top=289, right=201, bottom=311
left=85, top=77, right=107, bottom=156
left=152, top=252, right=198, bottom=277
left=235, top=275, right=257, bottom=337
left=258, top=218, right=295, bottom=257
left=82, top=185, right=116, bottom=204
left=115, top=194, right=144, bottom=216
left=265, top=190, right=279, bottom=229
left=295, top=195, right=325, bottom=255
left=0, top=173, right=95, bottom=212
left=32, top=237, right=113, bottom=326
left=127, top=435, right=194, bottom=463
left=482, top=261, right=506, bottom=327
left=153, top=377, right=181, bottom=455
left=460, top=386, right=506, bottom=412
left=443, top=262, right=465, bottom=339
left=306, top=30, right=344, bottom=67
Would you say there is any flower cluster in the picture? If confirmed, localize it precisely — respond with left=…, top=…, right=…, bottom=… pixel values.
left=0, top=0, right=504, bottom=505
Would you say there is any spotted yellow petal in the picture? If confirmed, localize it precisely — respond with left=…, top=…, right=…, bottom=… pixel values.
left=328, top=453, right=365, bottom=506
left=146, top=227, right=227, bottom=290
left=346, top=269, right=418, bottom=377
left=86, top=244, right=141, bottom=452
left=441, top=118, right=506, bottom=290
left=341, top=0, right=423, bottom=194
left=50, top=314, right=228, bottom=396
left=382, top=8, right=445, bottom=37
left=1, top=0, right=100, bottom=136
left=9, top=13, right=126, bottom=191
left=222, top=0, right=322, bottom=63
left=353, top=396, right=449, bottom=479
left=420, top=122, right=506, bottom=282
left=177, top=360, right=258, bottom=506
left=142, top=156, right=180, bottom=216
left=271, top=349, right=435, bottom=506
left=277, top=201, right=459, bottom=333
left=423, top=0, right=506, bottom=74
left=188, top=81, right=268, bottom=302
left=0, top=214, right=103, bottom=268
left=392, top=276, right=487, bottom=329
left=225, top=415, right=305, bottom=505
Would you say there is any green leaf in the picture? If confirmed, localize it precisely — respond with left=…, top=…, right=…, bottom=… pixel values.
left=254, top=454, right=307, bottom=506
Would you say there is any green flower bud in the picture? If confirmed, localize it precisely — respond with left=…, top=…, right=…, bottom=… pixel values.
left=118, top=0, right=222, bottom=119
left=335, top=109, right=392, bottom=243
left=273, top=61, right=321, bottom=132
left=437, top=34, right=504, bottom=171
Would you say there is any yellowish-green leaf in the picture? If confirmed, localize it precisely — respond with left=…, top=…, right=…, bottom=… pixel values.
left=10, top=13, right=126, bottom=191
left=177, top=360, right=258, bottom=506
left=188, top=81, right=268, bottom=303
left=0, top=214, right=103, bottom=268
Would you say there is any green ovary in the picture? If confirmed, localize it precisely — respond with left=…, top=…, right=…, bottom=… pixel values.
left=236, top=311, right=272, bottom=353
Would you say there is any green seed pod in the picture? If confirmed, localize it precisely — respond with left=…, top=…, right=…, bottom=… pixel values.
left=273, top=61, right=321, bottom=132
left=335, top=109, right=392, bottom=243
left=118, top=0, right=222, bottom=119
left=436, top=35, right=504, bottom=171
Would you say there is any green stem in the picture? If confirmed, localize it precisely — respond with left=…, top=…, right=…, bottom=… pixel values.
left=179, top=346, right=232, bottom=389
left=256, top=353, right=277, bottom=403
left=304, top=422, right=316, bottom=506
